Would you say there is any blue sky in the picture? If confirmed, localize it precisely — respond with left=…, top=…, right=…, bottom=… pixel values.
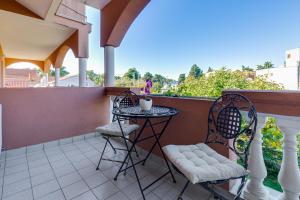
left=62, top=0, right=300, bottom=79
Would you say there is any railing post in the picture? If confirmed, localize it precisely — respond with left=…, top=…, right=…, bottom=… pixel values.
left=104, top=46, right=115, bottom=87
left=277, top=126, right=300, bottom=200
left=79, top=58, right=87, bottom=87
left=244, top=115, right=269, bottom=200
left=55, top=68, right=60, bottom=87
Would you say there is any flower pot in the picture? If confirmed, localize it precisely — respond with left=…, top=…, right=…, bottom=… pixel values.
left=140, top=98, right=152, bottom=111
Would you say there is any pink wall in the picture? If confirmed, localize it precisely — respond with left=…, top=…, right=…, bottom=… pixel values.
left=137, top=96, right=229, bottom=158
left=0, top=87, right=109, bottom=150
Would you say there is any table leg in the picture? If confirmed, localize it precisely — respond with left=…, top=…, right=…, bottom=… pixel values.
left=142, top=116, right=171, bottom=165
left=146, top=117, right=177, bottom=183
left=114, top=117, right=148, bottom=200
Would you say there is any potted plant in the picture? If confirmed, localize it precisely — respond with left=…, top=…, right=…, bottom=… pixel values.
left=140, top=79, right=153, bottom=111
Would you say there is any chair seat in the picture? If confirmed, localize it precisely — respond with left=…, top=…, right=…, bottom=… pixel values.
left=163, top=143, right=247, bottom=184
left=95, top=122, right=139, bottom=137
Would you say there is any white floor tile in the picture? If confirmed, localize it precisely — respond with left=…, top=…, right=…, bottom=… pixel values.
left=32, top=179, right=60, bottom=199
left=5, top=157, right=27, bottom=168
left=77, top=165, right=99, bottom=178
left=4, top=170, right=30, bottom=185
left=105, top=191, right=129, bottom=200
left=2, top=178, right=31, bottom=197
left=28, top=158, right=49, bottom=169
left=72, top=158, right=94, bottom=170
left=62, top=180, right=89, bottom=200
left=29, top=164, right=52, bottom=177
left=121, top=181, right=151, bottom=200
left=26, top=144, right=43, bottom=153
left=31, top=171, right=55, bottom=186
left=53, top=165, right=76, bottom=177
left=92, top=181, right=119, bottom=200
left=60, top=138, right=73, bottom=145
left=37, top=190, right=65, bottom=200
left=72, top=191, right=98, bottom=200
left=0, top=137, right=222, bottom=200
left=84, top=172, right=108, bottom=188
left=4, top=163, right=28, bottom=175
left=2, top=188, right=33, bottom=200
left=58, top=171, right=82, bottom=188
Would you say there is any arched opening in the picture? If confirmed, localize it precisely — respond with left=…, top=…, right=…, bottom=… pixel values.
left=52, top=49, right=77, bottom=87
left=5, top=62, right=43, bottom=88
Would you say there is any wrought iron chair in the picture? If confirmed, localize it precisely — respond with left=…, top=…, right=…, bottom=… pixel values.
left=163, top=93, right=257, bottom=200
left=95, top=91, right=140, bottom=170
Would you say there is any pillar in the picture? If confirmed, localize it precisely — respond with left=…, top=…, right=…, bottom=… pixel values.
left=104, top=46, right=115, bottom=87
left=55, top=68, right=60, bottom=87
left=79, top=58, right=87, bottom=87
left=0, top=56, right=5, bottom=88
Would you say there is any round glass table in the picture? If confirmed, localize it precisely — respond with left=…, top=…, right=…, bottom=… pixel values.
left=112, top=105, right=179, bottom=118
left=112, top=105, right=179, bottom=200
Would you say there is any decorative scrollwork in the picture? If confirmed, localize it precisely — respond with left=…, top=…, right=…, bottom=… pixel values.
left=206, top=93, right=257, bottom=168
left=112, top=91, right=139, bottom=122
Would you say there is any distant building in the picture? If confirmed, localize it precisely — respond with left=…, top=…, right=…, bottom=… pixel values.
left=5, top=68, right=41, bottom=88
left=256, top=48, right=300, bottom=90
left=47, top=75, right=96, bottom=87
left=285, top=48, right=300, bottom=67
left=161, top=81, right=178, bottom=93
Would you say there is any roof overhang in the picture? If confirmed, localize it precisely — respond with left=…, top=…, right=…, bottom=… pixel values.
left=0, top=10, right=75, bottom=61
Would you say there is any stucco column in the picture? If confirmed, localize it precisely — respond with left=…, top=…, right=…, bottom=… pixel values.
left=0, top=55, right=5, bottom=88
left=104, top=46, right=115, bottom=87
left=55, top=68, right=60, bottom=87
left=79, top=58, right=87, bottom=87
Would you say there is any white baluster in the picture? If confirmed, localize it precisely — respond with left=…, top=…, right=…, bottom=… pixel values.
left=277, top=126, right=300, bottom=200
left=244, top=116, right=269, bottom=200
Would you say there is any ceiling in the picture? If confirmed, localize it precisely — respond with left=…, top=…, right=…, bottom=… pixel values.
left=15, top=0, right=53, bottom=19
left=0, top=10, right=75, bottom=60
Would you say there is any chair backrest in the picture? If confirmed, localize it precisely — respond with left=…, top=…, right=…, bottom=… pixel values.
left=112, top=91, right=139, bottom=122
left=206, top=93, right=257, bottom=169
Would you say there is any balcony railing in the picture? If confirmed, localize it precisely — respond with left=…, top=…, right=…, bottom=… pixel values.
left=223, top=90, right=300, bottom=200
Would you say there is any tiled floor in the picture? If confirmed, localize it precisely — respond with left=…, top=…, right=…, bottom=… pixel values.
left=0, top=136, right=214, bottom=200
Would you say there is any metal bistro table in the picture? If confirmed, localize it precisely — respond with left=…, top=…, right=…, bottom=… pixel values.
left=112, top=105, right=179, bottom=200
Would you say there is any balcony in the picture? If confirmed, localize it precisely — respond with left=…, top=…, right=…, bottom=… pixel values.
left=0, top=87, right=298, bottom=200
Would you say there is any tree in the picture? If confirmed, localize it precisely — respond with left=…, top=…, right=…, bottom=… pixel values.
left=178, top=73, right=186, bottom=84
left=188, top=64, right=203, bottom=78
left=143, top=72, right=153, bottom=80
left=153, top=74, right=166, bottom=85
left=207, top=67, right=213, bottom=73
left=178, top=68, right=283, bottom=97
left=49, top=66, right=70, bottom=77
left=86, top=70, right=104, bottom=86
left=114, top=76, right=121, bottom=80
left=257, top=61, right=274, bottom=70
left=124, top=68, right=140, bottom=80
left=241, top=65, right=254, bottom=72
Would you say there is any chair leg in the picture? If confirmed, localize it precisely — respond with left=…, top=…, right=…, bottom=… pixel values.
left=178, top=180, right=190, bottom=200
left=234, top=177, right=246, bottom=200
left=121, top=136, right=132, bottom=176
left=133, top=131, right=139, bottom=157
left=124, top=156, right=129, bottom=176
left=96, top=139, right=108, bottom=170
left=107, top=137, right=117, bottom=154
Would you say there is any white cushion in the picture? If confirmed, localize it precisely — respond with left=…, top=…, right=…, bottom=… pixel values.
left=163, top=143, right=247, bottom=184
left=95, top=122, right=139, bottom=137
